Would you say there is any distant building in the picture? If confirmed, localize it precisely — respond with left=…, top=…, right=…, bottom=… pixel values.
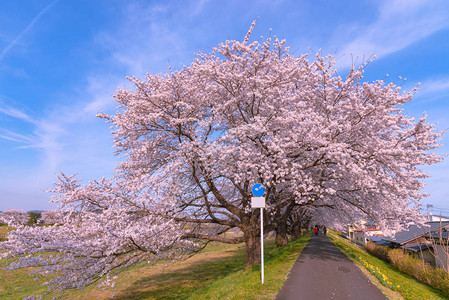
left=347, top=219, right=384, bottom=246
left=428, top=215, right=449, bottom=222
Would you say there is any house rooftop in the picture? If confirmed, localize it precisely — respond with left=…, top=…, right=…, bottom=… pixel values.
left=425, top=231, right=449, bottom=240
left=383, top=222, right=449, bottom=245
left=402, top=243, right=433, bottom=252
left=368, top=236, right=385, bottom=242
left=368, top=236, right=387, bottom=246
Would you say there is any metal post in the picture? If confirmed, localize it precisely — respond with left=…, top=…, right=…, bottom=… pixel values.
left=261, top=207, right=264, bottom=284
left=427, top=204, right=433, bottom=221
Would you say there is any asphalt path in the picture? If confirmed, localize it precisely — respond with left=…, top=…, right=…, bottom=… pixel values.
left=276, top=233, right=388, bottom=300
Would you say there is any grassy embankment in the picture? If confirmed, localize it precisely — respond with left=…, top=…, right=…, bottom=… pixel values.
left=0, top=228, right=310, bottom=299
left=328, top=230, right=449, bottom=300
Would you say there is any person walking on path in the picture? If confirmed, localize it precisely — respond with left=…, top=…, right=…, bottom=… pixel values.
left=313, top=226, right=319, bottom=236
left=276, top=233, right=388, bottom=300
left=323, top=226, right=327, bottom=235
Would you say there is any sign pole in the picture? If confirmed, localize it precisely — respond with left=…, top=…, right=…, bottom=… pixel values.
left=251, top=183, right=266, bottom=285
left=260, top=206, right=264, bottom=284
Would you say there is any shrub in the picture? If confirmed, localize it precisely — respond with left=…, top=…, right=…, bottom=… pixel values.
left=424, top=267, right=449, bottom=294
left=365, top=242, right=390, bottom=262
left=389, top=249, right=430, bottom=280
left=388, top=248, right=449, bottom=294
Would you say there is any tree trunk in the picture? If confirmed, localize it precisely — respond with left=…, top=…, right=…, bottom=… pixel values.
left=243, top=226, right=261, bottom=268
left=242, top=209, right=263, bottom=268
left=290, top=226, right=302, bottom=241
left=275, top=223, right=289, bottom=247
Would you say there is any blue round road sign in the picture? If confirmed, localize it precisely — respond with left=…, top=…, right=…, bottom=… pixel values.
left=252, top=183, right=265, bottom=197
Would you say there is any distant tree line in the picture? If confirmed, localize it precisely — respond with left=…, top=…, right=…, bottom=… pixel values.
left=0, top=209, right=63, bottom=226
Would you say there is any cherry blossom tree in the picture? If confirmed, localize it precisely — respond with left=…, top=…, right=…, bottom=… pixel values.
left=102, top=21, right=442, bottom=260
left=40, top=210, right=64, bottom=225
left=1, top=173, right=200, bottom=295
left=0, top=209, right=29, bottom=226
left=0, top=22, right=443, bottom=295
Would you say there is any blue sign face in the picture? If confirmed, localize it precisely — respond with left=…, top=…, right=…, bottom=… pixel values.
left=252, top=183, right=265, bottom=197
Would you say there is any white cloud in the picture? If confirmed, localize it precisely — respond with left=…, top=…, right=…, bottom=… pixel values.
left=336, top=0, right=449, bottom=67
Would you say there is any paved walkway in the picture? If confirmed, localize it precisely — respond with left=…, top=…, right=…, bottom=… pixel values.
left=276, top=233, right=388, bottom=300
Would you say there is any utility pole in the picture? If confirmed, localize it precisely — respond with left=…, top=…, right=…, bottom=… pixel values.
left=427, top=204, right=433, bottom=221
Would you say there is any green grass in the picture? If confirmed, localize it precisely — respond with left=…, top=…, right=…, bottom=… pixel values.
left=0, top=226, right=47, bottom=299
left=0, top=256, right=48, bottom=299
left=328, top=231, right=449, bottom=300
left=187, top=233, right=311, bottom=299
left=0, top=232, right=310, bottom=299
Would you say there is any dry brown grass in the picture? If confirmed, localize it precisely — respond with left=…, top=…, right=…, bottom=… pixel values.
left=68, top=242, right=246, bottom=299
left=0, top=224, right=12, bottom=241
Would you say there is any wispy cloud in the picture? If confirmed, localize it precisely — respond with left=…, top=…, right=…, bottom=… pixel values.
left=94, top=1, right=208, bottom=77
left=0, top=1, right=191, bottom=210
left=0, top=95, right=35, bottom=123
left=418, top=77, right=449, bottom=96
left=0, top=0, right=58, bottom=61
left=0, top=128, right=34, bottom=144
left=0, top=103, right=33, bottom=122
left=335, top=0, right=449, bottom=66
left=82, top=74, right=123, bottom=115
left=0, top=94, right=117, bottom=209
left=0, top=101, right=63, bottom=160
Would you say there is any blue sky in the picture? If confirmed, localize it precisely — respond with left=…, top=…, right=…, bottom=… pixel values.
left=0, top=0, right=448, bottom=212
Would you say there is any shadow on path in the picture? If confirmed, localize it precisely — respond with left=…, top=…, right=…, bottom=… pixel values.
left=276, top=234, right=388, bottom=300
